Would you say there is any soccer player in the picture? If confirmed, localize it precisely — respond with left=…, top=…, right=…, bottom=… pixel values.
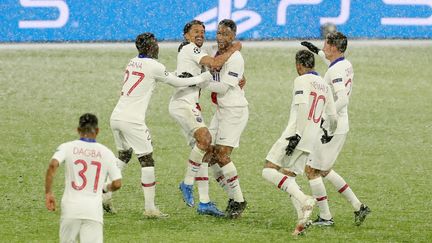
left=45, top=113, right=122, bottom=243
left=170, top=20, right=241, bottom=217
left=108, top=32, right=213, bottom=218
left=198, top=19, right=248, bottom=219
left=301, top=32, right=371, bottom=226
left=261, top=50, right=337, bottom=236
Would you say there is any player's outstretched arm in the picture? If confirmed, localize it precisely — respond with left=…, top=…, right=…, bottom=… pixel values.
left=45, top=159, right=59, bottom=211
left=159, top=71, right=213, bottom=87
left=200, top=42, right=242, bottom=70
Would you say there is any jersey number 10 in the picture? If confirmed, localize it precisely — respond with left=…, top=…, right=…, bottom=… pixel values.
left=308, top=91, right=326, bottom=124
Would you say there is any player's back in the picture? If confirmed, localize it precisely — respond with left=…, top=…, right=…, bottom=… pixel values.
left=111, top=56, right=165, bottom=124
left=212, top=51, right=247, bottom=107
left=297, top=72, right=332, bottom=153
left=171, top=43, right=206, bottom=104
left=55, top=139, right=119, bottom=223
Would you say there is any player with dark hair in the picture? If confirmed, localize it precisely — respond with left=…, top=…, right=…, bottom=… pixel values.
left=45, top=113, right=122, bottom=243
left=199, top=19, right=248, bottom=218
left=170, top=19, right=241, bottom=217
left=262, top=50, right=337, bottom=235
left=107, top=32, right=213, bottom=218
left=301, top=32, right=371, bottom=226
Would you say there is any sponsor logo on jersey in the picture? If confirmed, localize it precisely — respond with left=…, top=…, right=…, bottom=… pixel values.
left=295, top=90, right=303, bottom=95
left=332, top=78, right=343, bottom=84
left=193, top=47, right=201, bottom=54
left=228, top=71, right=238, bottom=77
left=196, top=117, right=203, bottom=123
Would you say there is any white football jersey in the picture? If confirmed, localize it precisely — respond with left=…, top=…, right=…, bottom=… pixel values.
left=52, top=139, right=122, bottom=223
left=210, top=50, right=248, bottom=107
left=171, top=42, right=208, bottom=104
left=111, top=56, right=174, bottom=124
left=324, top=57, right=354, bottom=134
left=282, top=72, right=336, bottom=153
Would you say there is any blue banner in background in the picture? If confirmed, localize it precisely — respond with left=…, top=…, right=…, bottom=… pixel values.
left=1, top=0, right=431, bottom=42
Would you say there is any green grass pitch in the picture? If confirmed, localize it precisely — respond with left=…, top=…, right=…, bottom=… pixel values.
left=0, top=42, right=431, bottom=242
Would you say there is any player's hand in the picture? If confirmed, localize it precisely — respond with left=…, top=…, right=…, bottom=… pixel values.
left=285, top=134, right=301, bottom=156
left=301, top=41, right=320, bottom=54
left=45, top=193, right=56, bottom=211
left=320, top=129, right=333, bottom=144
left=239, top=75, right=246, bottom=89
left=232, top=41, right=242, bottom=51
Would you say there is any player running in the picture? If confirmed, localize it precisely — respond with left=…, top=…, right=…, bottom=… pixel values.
left=261, top=50, right=337, bottom=235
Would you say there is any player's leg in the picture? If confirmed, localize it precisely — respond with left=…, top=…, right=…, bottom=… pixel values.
left=192, top=127, right=225, bottom=216
left=59, top=218, right=80, bottom=243
left=216, top=144, right=246, bottom=218
left=214, top=106, right=249, bottom=218
left=138, top=152, right=167, bottom=218
left=305, top=165, right=334, bottom=226
left=102, top=120, right=134, bottom=213
left=170, top=103, right=208, bottom=207
left=305, top=134, right=347, bottom=226
left=207, top=111, right=230, bottom=196
left=323, top=169, right=370, bottom=225
left=79, top=219, right=103, bottom=243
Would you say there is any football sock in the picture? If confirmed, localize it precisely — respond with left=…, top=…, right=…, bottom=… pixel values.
left=221, top=162, right=244, bottom=202
left=262, top=168, right=307, bottom=203
left=141, top=167, right=156, bottom=211
left=309, top=177, right=332, bottom=220
left=183, top=145, right=205, bottom=185
left=195, top=162, right=210, bottom=203
left=325, top=170, right=362, bottom=211
left=210, top=163, right=231, bottom=198
left=290, top=195, right=303, bottom=220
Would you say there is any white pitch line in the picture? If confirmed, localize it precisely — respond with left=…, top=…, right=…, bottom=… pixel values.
left=0, top=40, right=430, bottom=50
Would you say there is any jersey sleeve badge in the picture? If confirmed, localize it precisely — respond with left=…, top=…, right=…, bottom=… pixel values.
left=193, top=47, right=201, bottom=54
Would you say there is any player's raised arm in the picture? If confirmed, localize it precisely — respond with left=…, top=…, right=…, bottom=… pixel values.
left=301, top=41, right=330, bottom=66
left=45, top=158, right=60, bottom=211
left=200, top=42, right=241, bottom=70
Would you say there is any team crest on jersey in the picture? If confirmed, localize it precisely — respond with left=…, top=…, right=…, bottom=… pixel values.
left=228, top=71, right=238, bottom=77
left=295, top=90, right=303, bottom=95
left=193, top=47, right=201, bottom=54
left=196, top=117, right=203, bottom=123
left=332, top=78, right=342, bottom=84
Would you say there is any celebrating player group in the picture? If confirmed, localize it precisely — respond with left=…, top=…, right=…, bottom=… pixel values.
left=44, top=19, right=370, bottom=242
